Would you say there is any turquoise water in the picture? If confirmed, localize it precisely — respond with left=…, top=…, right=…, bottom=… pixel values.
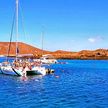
left=0, top=59, right=108, bottom=108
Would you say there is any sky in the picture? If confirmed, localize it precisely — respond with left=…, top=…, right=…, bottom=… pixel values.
left=0, top=0, right=108, bottom=51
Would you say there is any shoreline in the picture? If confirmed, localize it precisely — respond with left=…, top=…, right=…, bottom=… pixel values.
left=0, top=42, right=108, bottom=60
left=1, top=54, right=108, bottom=60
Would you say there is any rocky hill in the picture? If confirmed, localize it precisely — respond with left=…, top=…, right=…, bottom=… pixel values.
left=0, top=42, right=50, bottom=57
left=0, top=42, right=108, bottom=59
left=52, top=49, right=108, bottom=59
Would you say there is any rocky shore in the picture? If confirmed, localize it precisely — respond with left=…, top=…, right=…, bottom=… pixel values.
left=51, top=49, right=108, bottom=60
left=0, top=42, right=108, bottom=60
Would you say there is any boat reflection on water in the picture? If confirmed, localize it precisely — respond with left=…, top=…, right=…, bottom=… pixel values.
left=19, top=73, right=44, bottom=82
left=20, top=75, right=28, bottom=81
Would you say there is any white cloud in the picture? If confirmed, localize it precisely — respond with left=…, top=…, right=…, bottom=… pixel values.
left=88, top=36, right=104, bottom=43
left=88, top=38, right=96, bottom=43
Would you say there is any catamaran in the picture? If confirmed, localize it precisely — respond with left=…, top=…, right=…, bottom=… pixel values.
left=40, top=54, right=58, bottom=64
left=0, top=0, right=46, bottom=76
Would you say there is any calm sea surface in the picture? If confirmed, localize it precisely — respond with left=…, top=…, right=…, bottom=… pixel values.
left=0, top=58, right=108, bottom=108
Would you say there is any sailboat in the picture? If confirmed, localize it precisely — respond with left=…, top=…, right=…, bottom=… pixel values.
left=0, top=0, right=46, bottom=76
left=37, top=27, right=58, bottom=64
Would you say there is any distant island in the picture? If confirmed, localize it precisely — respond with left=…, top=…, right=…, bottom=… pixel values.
left=0, top=42, right=108, bottom=60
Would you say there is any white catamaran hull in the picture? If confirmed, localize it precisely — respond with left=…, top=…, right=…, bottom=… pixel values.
left=0, top=66, right=23, bottom=76
left=32, top=67, right=46, bottom=76
left=0, top=65, right=46, bottom=76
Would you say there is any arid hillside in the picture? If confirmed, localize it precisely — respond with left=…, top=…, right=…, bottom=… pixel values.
left=0, top=42, right=108, bottom=59
left=0, top=42, right=50, bottom=57
left=52, top=49, right=108, bottom=60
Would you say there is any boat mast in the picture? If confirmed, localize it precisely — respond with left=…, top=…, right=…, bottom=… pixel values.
left=41, top=25, right=45, bottom=56
left=41, top=30, right=44, bottom=56
left=16, top=0, right=18, bottom=60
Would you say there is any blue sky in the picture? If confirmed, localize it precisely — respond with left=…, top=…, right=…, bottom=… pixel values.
left=0, top=0, right=108, bottom=51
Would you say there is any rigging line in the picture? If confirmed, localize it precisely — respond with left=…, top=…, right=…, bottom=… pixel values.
left=19, top=2, right=31, bottom=54
left=41, top=29, right=44, bottom=56
left=19, top=2, right=26, bottom=41
left=7, top=10, right=16, bottom=61
left=16, top=0, right=19, bottom=60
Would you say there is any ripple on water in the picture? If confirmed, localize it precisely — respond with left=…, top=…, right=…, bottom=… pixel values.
left=0, top=60, right=108, bottom=108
